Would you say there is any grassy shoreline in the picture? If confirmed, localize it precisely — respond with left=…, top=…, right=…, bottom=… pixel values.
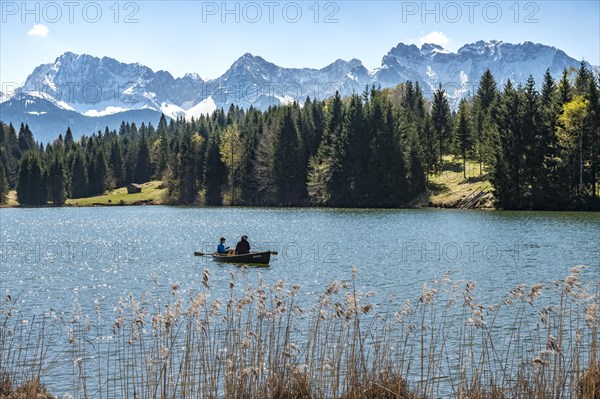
left=427, top=157, right=494, bottom=209
left=65, top=180, right=167, bottom=206
left=2, top=158, right=495, bottom=210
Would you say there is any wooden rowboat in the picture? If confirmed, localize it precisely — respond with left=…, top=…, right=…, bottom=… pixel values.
left=211, top=251, right=271, bottom=265
left=194, top=251, right=272, bottom=265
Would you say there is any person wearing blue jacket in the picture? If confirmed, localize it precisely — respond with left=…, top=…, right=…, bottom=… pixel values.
left=217, top=237, right=231, bottom=254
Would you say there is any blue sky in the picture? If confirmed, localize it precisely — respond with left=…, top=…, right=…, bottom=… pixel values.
left=1, top=0, right=599, bottom=89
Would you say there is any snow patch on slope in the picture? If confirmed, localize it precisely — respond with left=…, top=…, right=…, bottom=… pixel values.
left=27, top=91, right=77, bottom=111
left=184, top=96, right=217, bottom=120
left=84, top=106, right=133, bottom=117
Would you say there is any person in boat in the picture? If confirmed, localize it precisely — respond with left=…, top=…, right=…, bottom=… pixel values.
left=217, top=237, right=232, bottom=254
left=235, top=235, right=250, bottom=255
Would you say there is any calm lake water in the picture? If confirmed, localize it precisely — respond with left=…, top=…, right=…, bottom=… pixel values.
left=1, top=206, right=599, bottom=395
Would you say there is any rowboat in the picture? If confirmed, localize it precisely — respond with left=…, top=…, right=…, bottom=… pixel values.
left=211, top=251, right=271, bottom=265
left=194, top=250, right=273, bottom=265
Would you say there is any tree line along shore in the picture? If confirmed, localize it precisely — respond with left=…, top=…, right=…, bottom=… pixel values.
left=1, top=64, right=598, bottom=210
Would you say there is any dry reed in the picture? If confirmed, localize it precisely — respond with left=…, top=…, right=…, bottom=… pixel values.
left=0, top=266, right=598, bottom=399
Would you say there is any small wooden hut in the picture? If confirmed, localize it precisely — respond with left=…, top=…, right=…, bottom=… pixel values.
left=127, top=183, right=142, bottom=194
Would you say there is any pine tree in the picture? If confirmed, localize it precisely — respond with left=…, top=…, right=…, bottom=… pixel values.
left=307, top=92, right=345, bottom=205
left=272, top=107, right=305, bottom=205
left=431, top=84, right=452, bottom=166
left=299, top=98, right=318, bottom=159
left=64, top=127, right=75, bottom=150
left=17, top=151, right=46, bottom=205
left=408, top=129, right=426, bottom=197
left=472, top=69, right=498, bottom=174
left=0, top=161, right=8, bottom=204
left=492, top=80, right=523, bottom=209
left=124, top=142, right=137, bottom=184
left=89, top=147, right=107, bottom=195
left=47, top=152, right=67, bottom=205
left=155, top=114, right=170, bottom=178
left=413, top=82, right=426, bottom=121
left=219, top=124, right=243, bottom=205
left=558, top=68, right=573, bottom=107
left=108, top=138, right=125, bottom=188
left=70, top=149, right=88, bottom=199
left=252, top=121, right=277, bottom=205
left=537, top=69, right=560, bottom=207
left=523, top=76, right=543, bottom=206
left=134, top=133, right=151, bottom=183
left=367, top=89, right=407, bottom=206
left=1, top=123, right=20, bottom=187
left=203, top=132, right=226, bottom=205
left=586, top=77, right=600, bottom=198
left=453, top=99, right=473, bottom=179
left=324, top=92, right=347, bottom=206
left=343, top=94, right=368, bottom=205
left=574, top=61, right=592, bottom=96
left=18, top=123, right=36, bottom=153
left=177, top=127, right=201, bottom=204
left=237, top=108, right=262, bottom=205
left=420, top=114, right=437, bottom=177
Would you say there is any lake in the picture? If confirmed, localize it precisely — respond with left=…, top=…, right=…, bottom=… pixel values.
left=1, top=206, right=599, bottom=396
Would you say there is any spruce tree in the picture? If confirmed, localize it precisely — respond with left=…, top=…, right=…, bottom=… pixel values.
left=70, top=149, right=88, bottom=199
left=420, top=114, right=437, bottom=177
left=177, top=127, right=200, bottom=204
left=47, top=152, right=66, bottom=205
left=252, top=121, right=277, bottom=205
left=17, top=151, right=46, bottom=205
left=324, top=92, right=347, bottom=206
left=307, top=94, right=343, bottom=205
left=0, top=161, right=8, bottom=204
left=431, top=85, right=452, bottom=166
left=558, top=68, right=573, bottom=107
left=408, top=129, right=426, bottom=197
left=367, top=89, right=407, bottom=206
left=1, top=123, right=19, bottom=187
left=237, top=108, right=262, bottom=204
left=574, top=61, right=592, bottom=96
left=134, top=133, right=151, bottom=183
left=492, top=81, right=523, bottom=209
left=523, top=76, right=543, bottom=206
left=343, top=94, right=368, bottom=206
left=64, top=127, right=75, bottom=150
left=155, top=114, right=170, bottom=177
left=586, top=77, right=600, bottom=198
left=108, top=139, right=125, bottom=188
left=473, top=69, right=498, bottom=174
left=272, top=107, right=305, bottom=205
left=538, top=69, right=560, bottom=207
left=204, top=132, right=226, bottom=205
left=453, top=99, right=473, bottom=179
left=219, top=124, right=243, bottom=205
left=18, top=123, right=36, bottom=153
left=89, top=147, right=107, bottom=195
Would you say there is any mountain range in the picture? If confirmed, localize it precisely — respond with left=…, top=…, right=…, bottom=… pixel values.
left=1, top=40, right=597, bottom=143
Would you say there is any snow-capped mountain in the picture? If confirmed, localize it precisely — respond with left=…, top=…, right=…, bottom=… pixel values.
left=203, top=53, right=370, bottom=110
left=1, top=41, right=597, bottom=142
left=373, top=40, right=587, bottom=101
left=22, top=52, right=206, bottom=117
